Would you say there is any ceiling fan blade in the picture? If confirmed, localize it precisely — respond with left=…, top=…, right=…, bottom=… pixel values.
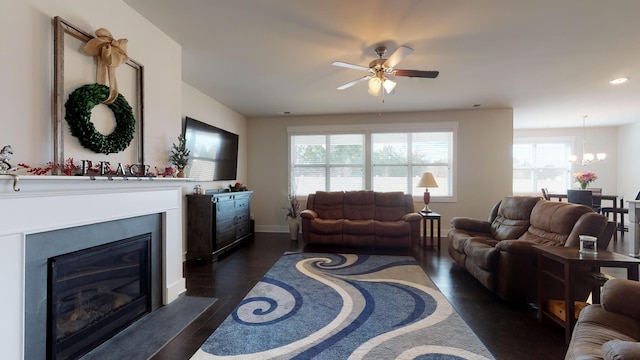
left=337, top=76, right=370, bottom=90
left=383, top=46, right=413, bottom=69
left=394, top=69, right=439, bottom=78
left=332, top=61, right=370, bottom=72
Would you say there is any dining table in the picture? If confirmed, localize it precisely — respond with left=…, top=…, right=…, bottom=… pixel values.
left=547, top=192, right=619, bottom=241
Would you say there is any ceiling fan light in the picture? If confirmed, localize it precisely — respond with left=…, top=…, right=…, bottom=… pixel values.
left=368, top=77, right=382, bottom=96
left=383, top=79, right=397, bottom=93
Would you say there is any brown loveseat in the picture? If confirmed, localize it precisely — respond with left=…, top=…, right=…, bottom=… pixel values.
left=566, top=279, right=640, bottom=360
left=448, top=196, right=610, bottom=304
left=300, top=190, right=422, bottom=249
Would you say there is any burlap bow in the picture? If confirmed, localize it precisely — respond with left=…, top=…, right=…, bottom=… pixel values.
left=82, top=28, right=129, bottom=104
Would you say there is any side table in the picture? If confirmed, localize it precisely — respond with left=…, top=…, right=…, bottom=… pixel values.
left=419, top=211, right=441, bottom=248
left=536, top=246, right=640, bottom=343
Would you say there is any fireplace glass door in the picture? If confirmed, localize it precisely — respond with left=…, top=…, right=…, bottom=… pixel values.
left=48, top=234, right=151, bottom=360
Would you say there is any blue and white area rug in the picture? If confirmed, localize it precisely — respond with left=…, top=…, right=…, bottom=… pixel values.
left=191, top=252, right=494, bottom=359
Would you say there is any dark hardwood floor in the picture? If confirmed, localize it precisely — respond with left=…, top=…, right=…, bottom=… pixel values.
left=152, top=232, right=631, bottom=360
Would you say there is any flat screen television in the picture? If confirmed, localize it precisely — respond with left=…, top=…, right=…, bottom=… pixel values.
left=182, top=117, right=239, bottom=181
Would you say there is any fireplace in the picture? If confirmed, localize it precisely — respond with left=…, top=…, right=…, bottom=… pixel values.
left=24, top=213, right=164, bottom=359
left=0, top=184, right=186, bottom=360
left=48, top=234, right=151, bottom=360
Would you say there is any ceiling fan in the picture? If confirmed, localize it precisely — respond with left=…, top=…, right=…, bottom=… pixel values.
left=332, top=45, right=439, bottom=97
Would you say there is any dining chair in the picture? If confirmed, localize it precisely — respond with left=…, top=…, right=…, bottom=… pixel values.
left=588, top=187, right=602, bottom=213
left=602, top=191, right=640, bottom=237
left=567, top=189, right=594, bottom=208
left=541, top=188, right=550, bottom=200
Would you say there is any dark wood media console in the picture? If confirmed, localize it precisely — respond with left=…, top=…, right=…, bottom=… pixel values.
left=186, top=191, right=253, bottom=261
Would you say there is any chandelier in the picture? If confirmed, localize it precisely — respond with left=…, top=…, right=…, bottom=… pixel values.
left=568, top=115, right=606, bottom=165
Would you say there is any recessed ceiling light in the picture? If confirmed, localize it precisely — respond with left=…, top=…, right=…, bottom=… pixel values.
left=609, top=77, right=629, bottom=84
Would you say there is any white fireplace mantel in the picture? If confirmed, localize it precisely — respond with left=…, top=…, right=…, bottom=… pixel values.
left=0, top=177, right=188, bottom=359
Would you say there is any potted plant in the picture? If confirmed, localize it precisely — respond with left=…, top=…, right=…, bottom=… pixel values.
left=229, top=182, right=247, bottom=192
left=284, top=193, right=301, bottom=240
left=170, top=134, right=190, bottom=178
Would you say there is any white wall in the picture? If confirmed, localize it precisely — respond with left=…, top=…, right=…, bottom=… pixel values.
left=617, top=122, right=640, bottom=202
left=248, top=109, right=514, bottom=232
left=1, top=0, right=182, bottom=168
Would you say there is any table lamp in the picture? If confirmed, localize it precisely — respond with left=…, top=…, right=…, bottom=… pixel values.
left=417, top=172, right=439, bottom=212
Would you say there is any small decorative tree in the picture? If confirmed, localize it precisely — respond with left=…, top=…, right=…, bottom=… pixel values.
left=170, top=134, right=190, bottom=177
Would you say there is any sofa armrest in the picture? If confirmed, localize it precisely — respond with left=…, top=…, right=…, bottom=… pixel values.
left=403, top=212, right=422, bottom=223
left=564, top=212, right=608, bottom=247
left=601, top=279, right=640, bottom=320
left=602, top=340, right=640, bottom=360
left=450, top=217, right=491, bottom=234
left=494, top=239, right=538, bottom=254
left=300, top=209, right=318, bottom=219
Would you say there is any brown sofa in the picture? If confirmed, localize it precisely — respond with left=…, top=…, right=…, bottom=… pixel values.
left=566, top=279, right=640, bottom=360
left=448, top=196, right=611, bottom=304
left=300, top=190, right=422, bottom=249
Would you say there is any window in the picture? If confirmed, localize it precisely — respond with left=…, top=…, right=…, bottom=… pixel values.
left=371, top=132, right=452, bottom=196
left=290, top=134, right=365, bottom=195
left=513, top=138, right=573, bottom=193
left=289, top=123, right=456, bottom=198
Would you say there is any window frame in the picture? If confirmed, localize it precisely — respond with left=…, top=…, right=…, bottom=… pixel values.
left=287, top=122, right=458, bottom=202
left=513, top=136, right=574, bottom=194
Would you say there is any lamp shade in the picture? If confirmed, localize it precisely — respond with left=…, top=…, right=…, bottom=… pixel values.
left=382, top=78, right=397, bottom=93
left=417, top=172, right=438, bottom=188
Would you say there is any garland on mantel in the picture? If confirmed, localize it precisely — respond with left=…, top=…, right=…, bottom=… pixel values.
left=64, top=83, right=136, bottom=155
left=17, top=158, right=176, bottom=178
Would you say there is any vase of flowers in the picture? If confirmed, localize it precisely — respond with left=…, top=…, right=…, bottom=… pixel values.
left=575, top=172, right=597, bottom=190
left=284, top=193, right=301, bottom=240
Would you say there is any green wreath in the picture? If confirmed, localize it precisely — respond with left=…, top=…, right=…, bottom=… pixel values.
left=64, top=83, right=136, bottom=155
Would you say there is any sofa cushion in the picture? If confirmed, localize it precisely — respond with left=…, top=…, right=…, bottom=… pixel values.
left=566, top=305, right=640, bottom=360
left=313, top=191, right=345, bottom=219
left=463, top=238, right=500, bottom=271
left=309, top=218, right=343, bottom=234
left=602, top=340, right=640, bottom=360
left=374, top=192, right=407, bottom=221
left=449, top=230, right=495, bottom=252
left=602, top=279, right=640, bottom=321
left=519, top=201, right=594, bottom=246
left=448, top=230, right=470, bottom=253
left=343, top=219, right=375, bottom=246
left=343, top=219, right=374, bottom=235
left=374, top=220, right=411, bottom=238
left=490, top=196, right=540, bottom=240
left=344, top=191, right=375, bottom=220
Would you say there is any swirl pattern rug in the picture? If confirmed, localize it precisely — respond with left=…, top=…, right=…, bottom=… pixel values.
left=191, top=252, right=494, bottom=360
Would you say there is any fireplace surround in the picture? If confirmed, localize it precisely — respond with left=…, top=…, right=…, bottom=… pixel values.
left=27, top=216, right=161, bottom=360
left=0, top=178, right=187, bottom=360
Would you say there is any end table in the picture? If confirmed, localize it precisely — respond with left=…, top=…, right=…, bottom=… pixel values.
left=419, top=211, right=441, bottom=248
left=536, top=246, right=640, bottom=343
